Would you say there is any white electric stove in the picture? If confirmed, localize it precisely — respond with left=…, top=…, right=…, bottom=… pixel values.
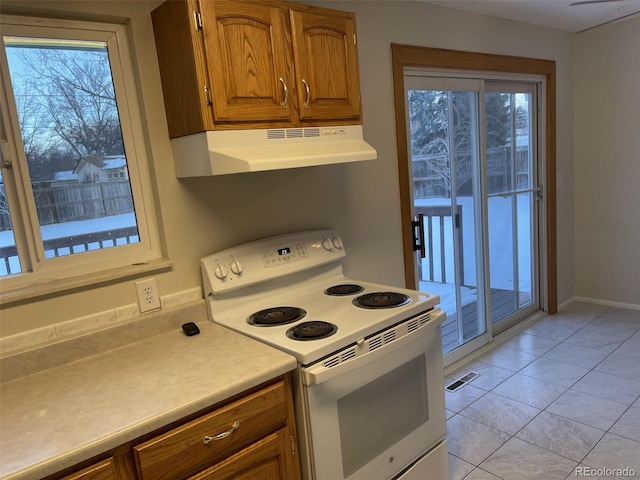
left=202, top=230, right=449, bottom=480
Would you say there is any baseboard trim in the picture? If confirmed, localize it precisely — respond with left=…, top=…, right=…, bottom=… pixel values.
left=571, top=296, right=640, bottom=311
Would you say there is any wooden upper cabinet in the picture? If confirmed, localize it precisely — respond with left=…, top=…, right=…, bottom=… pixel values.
left=199, top=1, right=293, bottom=123
left=289, top=10, right=361, bottom=121
left=152, top=0, right=363, bottom=137
left=151, top=0, right=215, bottom=138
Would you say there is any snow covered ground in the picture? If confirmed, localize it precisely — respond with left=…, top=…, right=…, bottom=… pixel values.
left=415, top=195, right=534, bottom=319
left=0, top=212, right=137, bottom=248
left=0, top=213, right=137, bottom=274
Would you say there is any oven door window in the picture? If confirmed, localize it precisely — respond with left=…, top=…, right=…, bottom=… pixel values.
left=338, top=355, right=428, bottom=477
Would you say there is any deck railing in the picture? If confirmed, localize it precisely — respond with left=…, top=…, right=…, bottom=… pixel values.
left=0, top=226, right=139, bottom=276
left=415, top=204, right=464, bottom=286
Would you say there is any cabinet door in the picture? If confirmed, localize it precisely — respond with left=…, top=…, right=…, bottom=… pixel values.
left=152, top=0, right=215, bottom=138
left=290, top=10, right=362, bottom=121
left=200, top=0, right=293, bottom=122
left=61, top=458, right=116, bottom=480
left=187, top=427, right=298, bottom=480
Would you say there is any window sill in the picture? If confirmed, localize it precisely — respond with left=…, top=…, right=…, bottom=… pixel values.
left=0, top=258, right=173, bottom=306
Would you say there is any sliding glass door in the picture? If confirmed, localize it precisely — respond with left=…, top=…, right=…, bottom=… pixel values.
left=405, top=73, right=541, bottom=363
left=486, top=83, right=540, bottom=333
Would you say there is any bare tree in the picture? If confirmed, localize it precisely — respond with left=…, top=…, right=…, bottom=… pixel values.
left=409, top=90, right=511, bottom=198
left=8, top=45, right=124, bottom=177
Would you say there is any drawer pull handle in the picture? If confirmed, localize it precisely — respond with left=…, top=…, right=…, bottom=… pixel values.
left=202, top=421, right=240, bottom=444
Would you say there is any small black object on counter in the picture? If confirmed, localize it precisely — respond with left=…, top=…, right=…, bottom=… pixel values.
left=181, top=322, right=200, bottom=336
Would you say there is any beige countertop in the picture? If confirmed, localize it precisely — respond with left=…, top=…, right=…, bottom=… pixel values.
left=0, top=310, right=297, bottom=480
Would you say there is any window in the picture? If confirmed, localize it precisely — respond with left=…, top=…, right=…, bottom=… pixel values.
left=0, top=16, right=165, bottom=302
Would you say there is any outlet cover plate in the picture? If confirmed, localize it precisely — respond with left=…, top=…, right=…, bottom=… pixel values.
left=136, top=278, right=161, bottom=313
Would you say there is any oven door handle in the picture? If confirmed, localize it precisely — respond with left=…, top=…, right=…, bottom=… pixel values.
left=301, top=311, right=443, bottom=386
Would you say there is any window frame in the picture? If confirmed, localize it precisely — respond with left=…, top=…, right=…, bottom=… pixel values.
left=0, top=15, right=169, bottom=304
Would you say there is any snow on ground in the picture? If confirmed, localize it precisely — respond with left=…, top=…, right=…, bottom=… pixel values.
left=0, top=213, right=138, bottom=275
left=415, top=195, right=533, bottom=290
left=415, top=195, right=534, bottom=318
left=0, top=213, right=136, bottom=247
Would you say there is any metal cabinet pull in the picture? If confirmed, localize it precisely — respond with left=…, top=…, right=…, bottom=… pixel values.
left=301, top=78, right=310, bottom=109
left=202, top=421, right=240, bottom=444
left=279, top=77, right=289, bottom=109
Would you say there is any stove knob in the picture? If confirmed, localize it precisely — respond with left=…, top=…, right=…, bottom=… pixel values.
left=331, top=236, right=343, bottom=250
left=322, top=238, right=333, bottom=251
left=230, top=259, right=243, bottom=275
left=214, top=263, right=228, bottom=280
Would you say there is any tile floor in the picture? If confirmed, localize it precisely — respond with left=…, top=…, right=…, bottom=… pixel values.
left=445, top=302, right=640, bottom=480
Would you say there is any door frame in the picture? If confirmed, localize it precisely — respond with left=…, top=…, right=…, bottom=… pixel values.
left=391, top=44, right=557, bottom=314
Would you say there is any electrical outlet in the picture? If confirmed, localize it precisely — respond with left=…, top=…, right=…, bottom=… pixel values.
left=136, top=278, right=161, bottom=313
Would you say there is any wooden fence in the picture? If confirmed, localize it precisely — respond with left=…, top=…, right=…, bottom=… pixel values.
left=0, top=180, right=134, bottom=230
left=412, top=146, right=530, bottom=198
left=0, top=180, right=136, bottom=276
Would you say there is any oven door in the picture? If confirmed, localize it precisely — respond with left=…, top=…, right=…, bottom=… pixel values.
left=298, top=310, right=447, bottom=480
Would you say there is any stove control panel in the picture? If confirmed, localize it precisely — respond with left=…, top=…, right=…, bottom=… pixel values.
left=202, top=230, right=346, bottom=295
left=262, top=242, right=308, bottom=267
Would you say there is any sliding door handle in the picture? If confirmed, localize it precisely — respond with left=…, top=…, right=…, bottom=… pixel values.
left=412, top=213, right=426, bottom=259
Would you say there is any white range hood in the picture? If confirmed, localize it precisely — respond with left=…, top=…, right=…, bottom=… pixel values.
left=170, top=125, right=377, bottom=177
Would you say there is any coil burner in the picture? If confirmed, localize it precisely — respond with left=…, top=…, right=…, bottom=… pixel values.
left=286, top=321, right=338, bottom=341
left=324, top=284, right=365, bottom=296
left=353, top=292, right=411, bottom=309
left=248, top=307, right=307, bottom=326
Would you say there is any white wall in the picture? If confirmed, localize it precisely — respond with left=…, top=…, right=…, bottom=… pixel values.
left=312, top=1, right=576, bottom=308
left=0, top=1, right=576, bottom=337
left=574, top=16, right=640, bottom=306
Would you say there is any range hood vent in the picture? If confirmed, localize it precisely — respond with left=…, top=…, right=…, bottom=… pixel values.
left=171, top=125, right=377, bottom=177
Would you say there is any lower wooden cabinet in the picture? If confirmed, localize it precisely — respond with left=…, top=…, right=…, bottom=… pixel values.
left=188, top=427, right=298, bottom=480
left=134, top=379, right=297, bottom=479
left=60, top=458, right=117, bottom=480
left=51, top=376, right=300, bottom=480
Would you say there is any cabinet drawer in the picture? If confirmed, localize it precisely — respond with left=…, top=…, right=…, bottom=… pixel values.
left=134, top=380, right=288, bottom=480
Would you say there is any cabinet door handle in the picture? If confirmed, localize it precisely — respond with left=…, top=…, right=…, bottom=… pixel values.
left=202, top=421, right=240, bottom=444
left=279, top=77, right=289, bottom=109
left=301, top=78, right=310, bottom=109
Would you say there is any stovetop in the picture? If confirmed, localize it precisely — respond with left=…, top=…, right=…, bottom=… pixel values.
left=202, top=230, right=440, bottom=365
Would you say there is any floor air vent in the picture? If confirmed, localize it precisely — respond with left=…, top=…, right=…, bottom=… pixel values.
left=446, top=372, right=479, bottom=392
